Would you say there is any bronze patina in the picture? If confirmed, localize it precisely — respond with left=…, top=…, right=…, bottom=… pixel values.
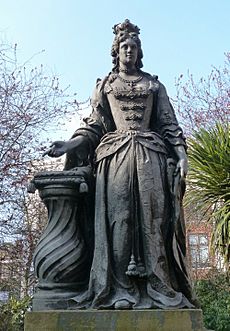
left=31, top=19, right=197, bottom=311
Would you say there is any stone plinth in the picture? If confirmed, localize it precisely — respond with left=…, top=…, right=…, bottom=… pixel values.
left=24, top=309, right=205, bottom=331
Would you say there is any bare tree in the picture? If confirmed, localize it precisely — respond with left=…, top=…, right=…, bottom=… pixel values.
left=0, top=42, right=79, bottom=240
left=173, top=52, right=230, bottom=135
left=0, top=41, right=80, bottom=296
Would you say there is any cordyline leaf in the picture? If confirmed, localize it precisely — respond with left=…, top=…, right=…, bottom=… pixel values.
left=211, top=209, right=230, bottom=263
left=186, top=123, right=230, bottom=265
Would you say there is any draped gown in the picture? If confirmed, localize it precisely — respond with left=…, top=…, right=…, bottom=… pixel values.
left=66, top=71, right=196, bottom=309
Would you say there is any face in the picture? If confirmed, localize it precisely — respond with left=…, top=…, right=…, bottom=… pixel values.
left=119, top=38, right=138, bottom=66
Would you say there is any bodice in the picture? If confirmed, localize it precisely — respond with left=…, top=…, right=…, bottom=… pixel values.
left=104, top=74, right=159, bottom=131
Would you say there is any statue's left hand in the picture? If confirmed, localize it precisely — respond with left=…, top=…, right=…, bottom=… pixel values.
left=175, top=158, right=188, bottom=180
left=173, top=145, right=188, bottom=180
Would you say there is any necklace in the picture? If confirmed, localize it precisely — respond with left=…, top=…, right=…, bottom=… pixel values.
left=119, top=68, right=138, bottom=75
left=118, top=74, right=143, bottom=88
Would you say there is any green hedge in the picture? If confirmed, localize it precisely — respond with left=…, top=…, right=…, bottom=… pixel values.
left=195, top=271, right=230, bottom=331
left=0, top=296, right=31, bottom=331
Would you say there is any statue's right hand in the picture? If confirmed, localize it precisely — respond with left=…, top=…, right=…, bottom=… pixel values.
left=43, top=141, right=68, bottom=158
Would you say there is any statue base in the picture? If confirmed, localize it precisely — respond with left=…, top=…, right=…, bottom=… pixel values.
left=24, top=309, right=206, bottom=331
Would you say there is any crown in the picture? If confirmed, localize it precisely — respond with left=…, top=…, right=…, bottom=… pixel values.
left=113, top=19, right=140, bottom=36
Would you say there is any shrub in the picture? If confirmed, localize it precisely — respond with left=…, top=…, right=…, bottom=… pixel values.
left=0, top=296, right=31, bottom=331
left=195, top=271, right=230, bottom=331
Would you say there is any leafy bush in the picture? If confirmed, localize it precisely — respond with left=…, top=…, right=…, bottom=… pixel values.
left=0, top=296, right=31, bottom=331
left=195, top=271, right=230, bottom=331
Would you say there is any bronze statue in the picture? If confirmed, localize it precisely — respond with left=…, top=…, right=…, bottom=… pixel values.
left=41, top=19, right=196, bottom=310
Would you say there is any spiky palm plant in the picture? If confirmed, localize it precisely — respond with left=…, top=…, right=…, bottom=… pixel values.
left=186, top=123, right=230, bottom=266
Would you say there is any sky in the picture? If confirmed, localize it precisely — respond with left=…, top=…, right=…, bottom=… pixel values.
left=0, top=0, right=229, bottom=135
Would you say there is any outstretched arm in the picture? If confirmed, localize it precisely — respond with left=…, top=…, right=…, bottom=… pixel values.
left=43, top=135, right=89, bottom=158
left=44, top=76, right=114, bottom=168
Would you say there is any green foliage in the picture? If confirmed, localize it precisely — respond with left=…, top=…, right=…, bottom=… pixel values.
left=0, top=296, right=31, bottom=331
left=195, top=271, right=230, bottom=331
left=186, top=123, right=230, bottom=264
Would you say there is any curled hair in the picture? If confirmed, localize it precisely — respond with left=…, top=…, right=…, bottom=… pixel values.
left=111, top=31, right=143, bottom=73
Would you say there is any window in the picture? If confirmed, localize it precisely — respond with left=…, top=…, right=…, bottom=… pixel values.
left=188, top=233, right=210, bottom=268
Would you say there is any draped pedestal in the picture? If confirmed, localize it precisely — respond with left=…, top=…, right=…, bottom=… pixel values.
left=29, top=168, right=94, bottom=310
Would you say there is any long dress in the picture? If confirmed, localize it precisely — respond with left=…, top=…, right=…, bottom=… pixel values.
left=66, top=71, right=196, bottom=309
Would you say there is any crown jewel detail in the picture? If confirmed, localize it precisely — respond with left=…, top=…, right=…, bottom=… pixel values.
left=113, top=19, right=140, bottom=36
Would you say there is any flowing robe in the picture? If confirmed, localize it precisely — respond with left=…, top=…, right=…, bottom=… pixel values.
left=67, top=72, right=195, bottom=309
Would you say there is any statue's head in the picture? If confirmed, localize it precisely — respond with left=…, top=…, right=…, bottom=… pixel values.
left=111, top=19, right=143, bottom=72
